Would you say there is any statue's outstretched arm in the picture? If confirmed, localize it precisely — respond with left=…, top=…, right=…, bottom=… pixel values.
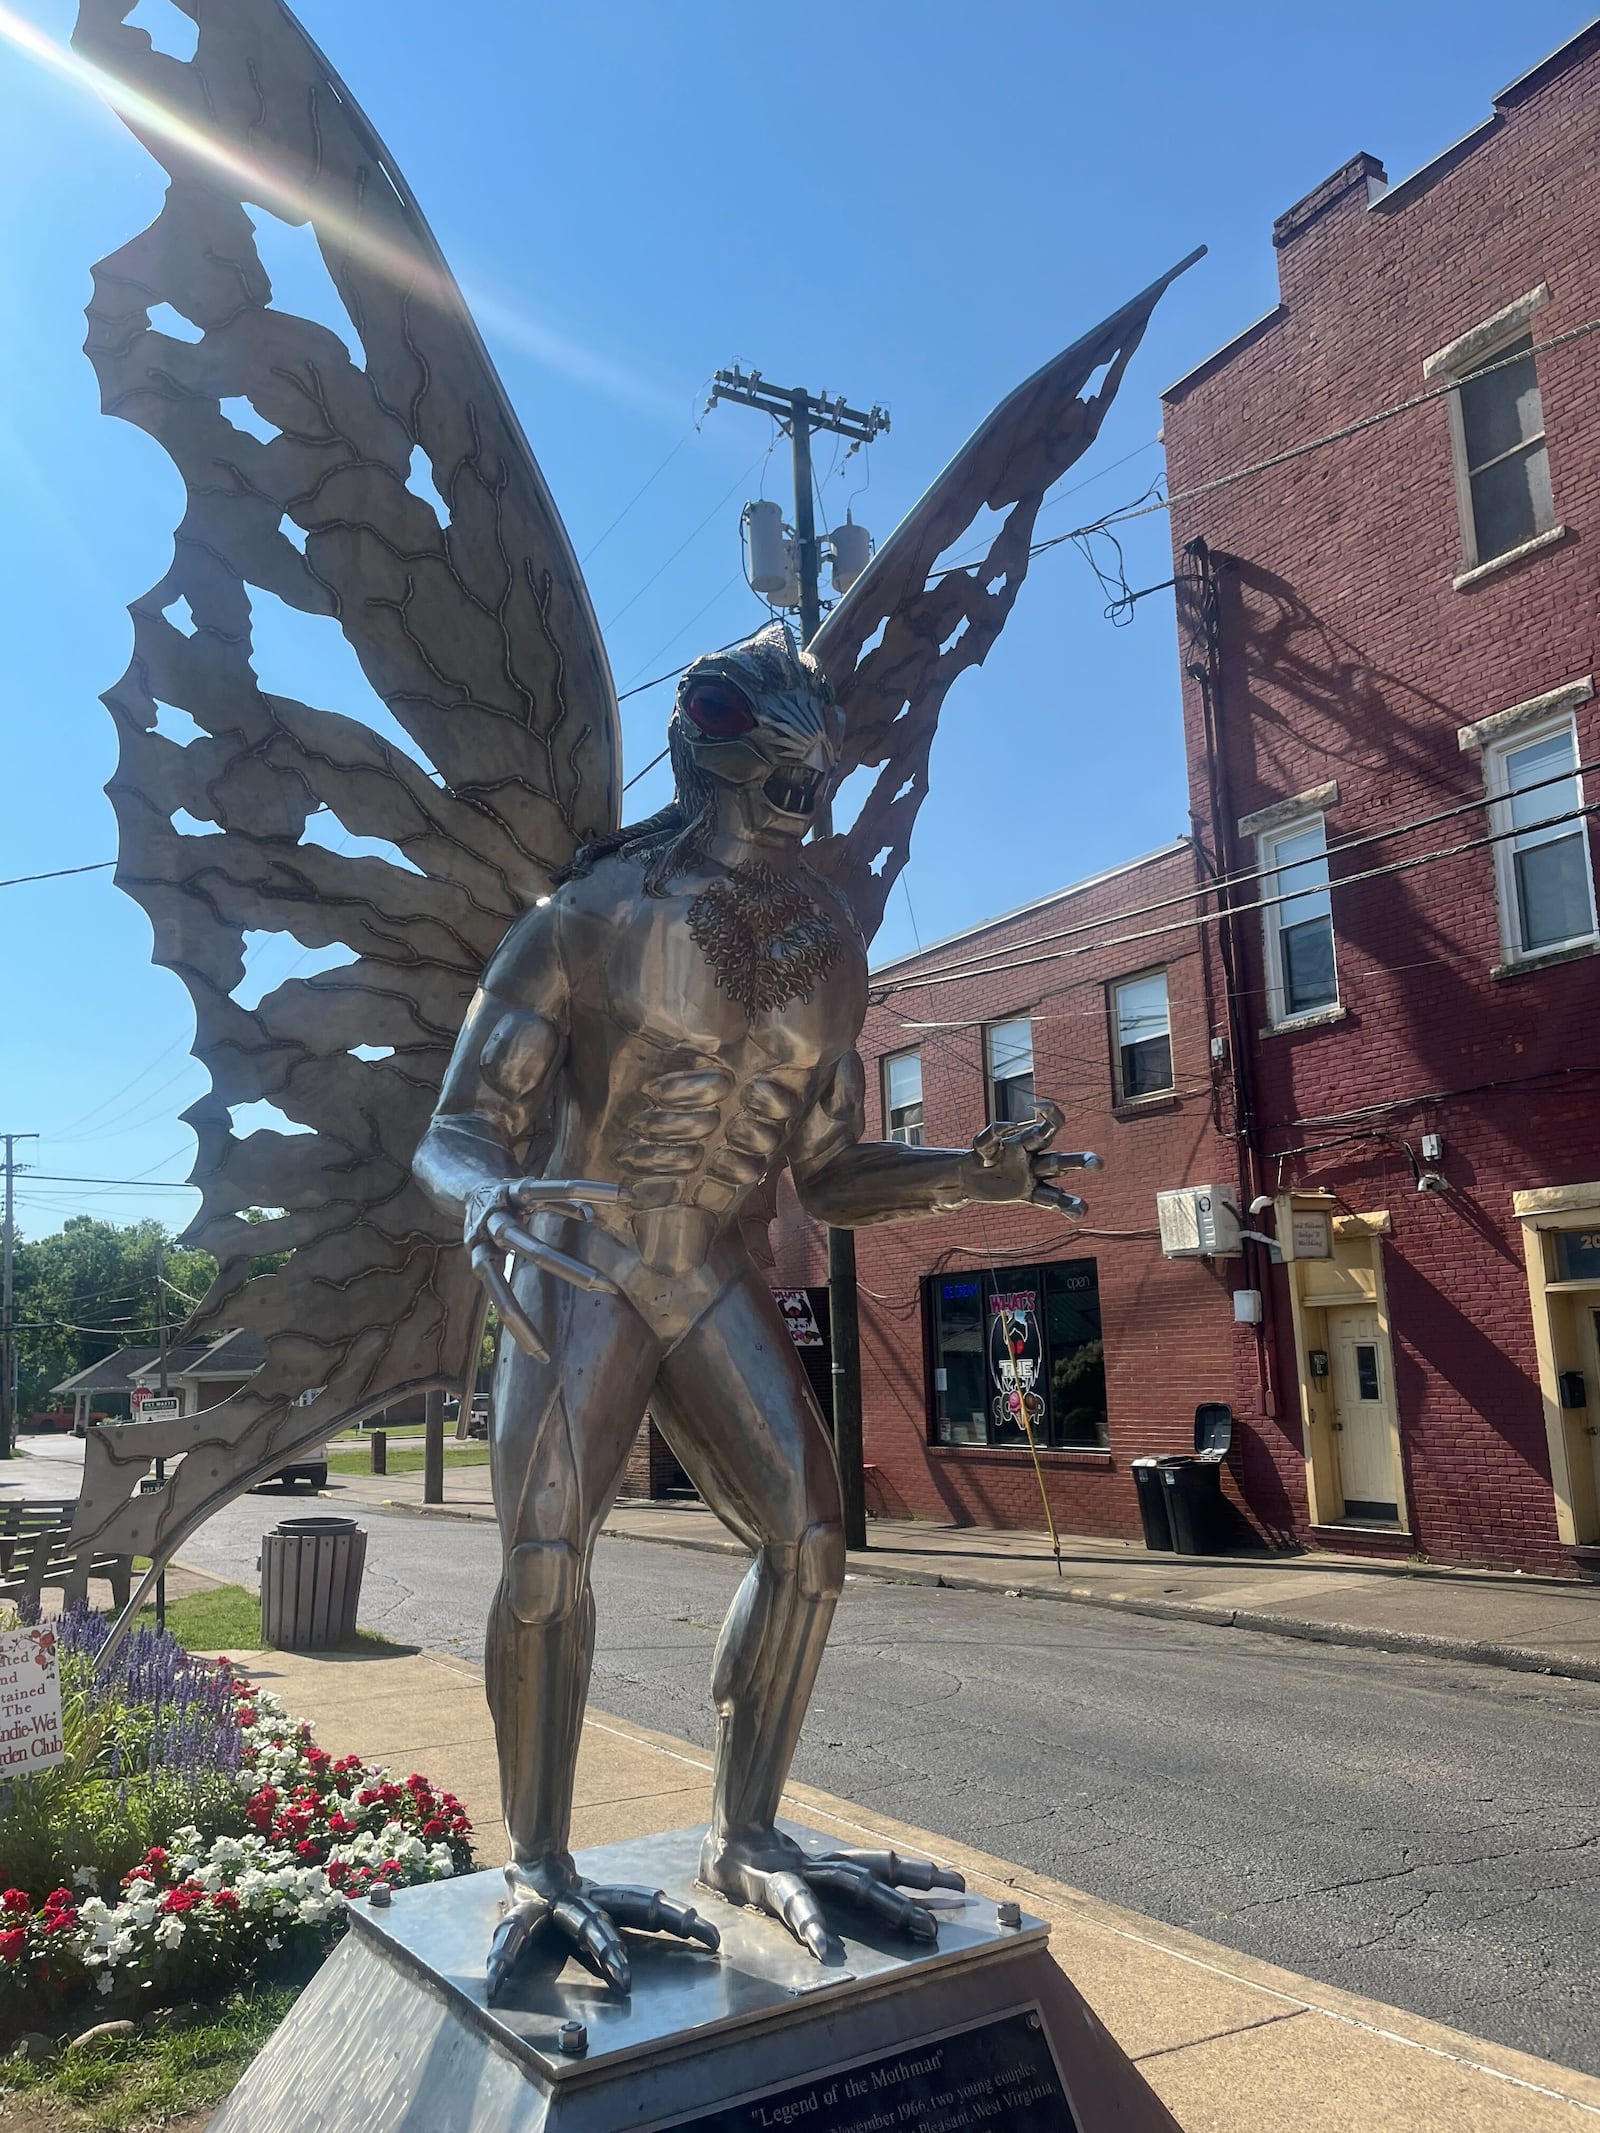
left=416, top=903, right=621, bottom=1357
left=789, top=1053, right=1100, bottom=1228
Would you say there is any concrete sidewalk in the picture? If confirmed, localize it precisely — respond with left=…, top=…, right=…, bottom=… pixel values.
left=324, top=1466, right=1600, bottom=1684
left=239, top=1640, right=1600, bottom=2132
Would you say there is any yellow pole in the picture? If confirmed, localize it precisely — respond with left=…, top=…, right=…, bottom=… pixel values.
left=998, top=1304, right=1063, bottom=1578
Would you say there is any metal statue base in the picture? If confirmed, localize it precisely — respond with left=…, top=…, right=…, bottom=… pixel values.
left=206, top=1824, right=1179, bottom=2131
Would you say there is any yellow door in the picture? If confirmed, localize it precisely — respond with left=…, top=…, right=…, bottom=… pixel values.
left=1327, top=1305, right=1401, bottom=1521
left=1576, top=1308, right=1600, bottom=1527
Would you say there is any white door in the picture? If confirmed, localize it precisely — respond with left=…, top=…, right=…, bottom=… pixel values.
left=1327, top=1306, right=1400, bottom=1520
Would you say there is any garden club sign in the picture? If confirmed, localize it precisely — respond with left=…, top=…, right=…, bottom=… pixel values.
left=0, top=1624, right=66, bottom=1775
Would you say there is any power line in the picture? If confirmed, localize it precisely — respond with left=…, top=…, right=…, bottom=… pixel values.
left=878, top=750, right=1600, bottom=994
left=602, top=447, right=775, bottom=632
left=0, top=860, right=114, bottom=889
left=876, top=792, right=1600, bottom=998
left=25, top=1173, right=194, bottom=1190
left=580, top=425, right=695, bottom=563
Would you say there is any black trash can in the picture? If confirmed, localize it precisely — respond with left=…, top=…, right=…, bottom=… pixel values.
left=260, top=1515, right=367, bottom=1649
left=1160, top=1404, right=1235, bottom=1557
left=1131, top=1457, right=1175, bottom=1550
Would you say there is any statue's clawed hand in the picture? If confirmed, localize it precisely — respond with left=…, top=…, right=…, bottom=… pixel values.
left=966, top=1099, right=1101, bottom=1217
left=464, top=1178, right=625, bottom=1362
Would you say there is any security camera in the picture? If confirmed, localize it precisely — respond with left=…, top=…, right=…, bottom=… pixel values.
left=1417, top=1171, right=1448, bottom=1195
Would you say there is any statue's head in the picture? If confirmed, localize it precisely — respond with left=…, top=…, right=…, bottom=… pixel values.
left=671, top=622, right=841, bottom=837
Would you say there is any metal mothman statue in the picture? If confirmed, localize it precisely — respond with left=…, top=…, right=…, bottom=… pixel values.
left=68, top=0, right=1194, bottom=1996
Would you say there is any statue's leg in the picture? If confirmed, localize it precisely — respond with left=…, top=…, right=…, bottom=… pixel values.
left=650, top=1270, right=843, bottom=1860
left=487, top=1270, right=658, bottom=1889
left=652, top=1268, right=963, bottom=1956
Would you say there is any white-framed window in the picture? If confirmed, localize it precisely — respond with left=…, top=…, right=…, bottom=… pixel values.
left=1259, top=814, right=1338, bottom=1025
left=882, top=1049, right=924, bottom=1145
left=1109, top=969, right=1173, bottom=1102
left=1445, top=331, right=1555, bottom=571
left=1485, top=716, right=1596, bottom=961
left=985, top=1018, right=1035, bottom=1123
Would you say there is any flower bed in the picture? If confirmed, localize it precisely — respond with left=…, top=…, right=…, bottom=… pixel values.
left=0, top=1606, right=473, bottom=2037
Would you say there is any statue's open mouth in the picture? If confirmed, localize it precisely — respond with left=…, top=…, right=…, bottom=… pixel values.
left=763, top=766, right=825, bottom=816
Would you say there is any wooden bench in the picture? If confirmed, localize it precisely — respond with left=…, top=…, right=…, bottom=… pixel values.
left=0, top=1498, right=133, bottom=1612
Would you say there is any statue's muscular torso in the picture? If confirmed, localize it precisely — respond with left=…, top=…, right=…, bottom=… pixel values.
left=476, top=848, right=869, bottom=1279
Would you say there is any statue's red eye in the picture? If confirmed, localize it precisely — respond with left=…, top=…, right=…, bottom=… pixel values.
left=682, top=681, right=754, bottom=737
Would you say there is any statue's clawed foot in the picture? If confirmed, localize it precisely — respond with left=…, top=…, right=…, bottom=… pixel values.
left=487, top=1868, right=720, bottom=1999
left=699, top=1830, right=964, bottom=1960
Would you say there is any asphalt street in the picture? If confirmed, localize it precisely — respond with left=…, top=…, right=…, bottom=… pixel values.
left=11, top=1436, right=1600, bottom=2074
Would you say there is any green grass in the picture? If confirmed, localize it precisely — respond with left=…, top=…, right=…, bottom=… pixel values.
left=0, top=1982, right=299, bottom=2131
left=135, top=1583, right=409, bottom=1655
left=326, top=1443, right=490, bottom=1477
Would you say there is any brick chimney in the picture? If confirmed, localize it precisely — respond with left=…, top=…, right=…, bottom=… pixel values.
left=1271, top=152, right=1387, bottom=301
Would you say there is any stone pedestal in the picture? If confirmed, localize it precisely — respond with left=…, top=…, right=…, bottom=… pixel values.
left=208, top=1824, right=1180, bottom=2130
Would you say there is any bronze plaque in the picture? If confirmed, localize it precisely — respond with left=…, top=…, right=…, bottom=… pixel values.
left=661, top=2008, right=1076, bottom=2131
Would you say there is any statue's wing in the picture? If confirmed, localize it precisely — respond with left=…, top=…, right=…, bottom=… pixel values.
left=69, top=0, right=619, bottom=1590
left=808, top=251, right=1203, bottom=944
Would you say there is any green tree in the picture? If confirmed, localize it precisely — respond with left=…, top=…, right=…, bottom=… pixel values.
left=14, top=1217, right=216, bottom=1416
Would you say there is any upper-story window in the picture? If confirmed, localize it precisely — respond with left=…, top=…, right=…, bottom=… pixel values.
left=985, top=1018, right=1035, bottom=1123
left=1427, top=288, right=1558, bottom=579
left=1455, top=335, right=1554, bottom=567
left=1109, top=969, right=1173, bottom=1102
left=1260, top=815, right=1338, bottom=1025
left=1486, top=717, right=1596, bottom=961
left=882, top=1049, right=924, bottom=1145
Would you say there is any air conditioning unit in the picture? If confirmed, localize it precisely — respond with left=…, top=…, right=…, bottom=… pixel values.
left=1157, top=1184, right=1242, bottom=1259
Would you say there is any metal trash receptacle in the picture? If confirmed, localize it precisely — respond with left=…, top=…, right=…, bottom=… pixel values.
left=260, top=1515, right=367, bottom=1650
left=1131, top=1457, right=1175, bottom=1550
left=1160, top=1404, right=1235, bottom=1556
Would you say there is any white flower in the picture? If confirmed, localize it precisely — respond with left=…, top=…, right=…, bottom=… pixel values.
left=72, top=1866, right=98, bottom=1889
left=266, top=1933, right=282, bottom=1951
left=96, top=1972, right=115, bottom=1996
left=155, top=1915, right=185, bottom=1950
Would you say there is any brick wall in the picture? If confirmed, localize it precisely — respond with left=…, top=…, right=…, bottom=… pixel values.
left=772, top=842, right=1246, bottom=1541
left=1161, top=26, right=1600, bottom=1573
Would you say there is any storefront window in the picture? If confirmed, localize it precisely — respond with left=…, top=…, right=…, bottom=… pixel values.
left=927, top=1260, right=1107, bottom=1450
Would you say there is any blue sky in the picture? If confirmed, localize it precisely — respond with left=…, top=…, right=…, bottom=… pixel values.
left=2, top=0, right=1592, bottom=1236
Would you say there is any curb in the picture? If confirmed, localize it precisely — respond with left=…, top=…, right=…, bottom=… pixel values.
left=363, top=1495, right=1600, bottom=1686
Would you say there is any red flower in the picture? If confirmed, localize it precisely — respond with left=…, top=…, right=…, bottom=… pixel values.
left=380, top=1859, right=402, bottom=1879
left=211, top=1889, right=240, bottom=1913
left=160, top=1886, right=204, bottom=1914
left=422, top=1817, right=447, bottom=1839
left=326, top=1860, right=351, bottom=1888
left=40, top=1907, right=78, bottom=1935
left=2, top=1891, right=31, bottom=1916
left=42, top=1889, right=74, bottom=1913
left=123, top=1865, right=153, bottom=1885
left=144, top=1848, right=169, bottom=1870
left=356, top=1788, right=380, bottom=1807
left=0, top=1929, right=27, bottom=1961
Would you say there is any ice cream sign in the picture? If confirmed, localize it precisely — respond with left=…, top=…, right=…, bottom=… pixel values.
left=0, top=1624, right=66, bottom=1775
left=989, top=1291, right=1045, bottom=1437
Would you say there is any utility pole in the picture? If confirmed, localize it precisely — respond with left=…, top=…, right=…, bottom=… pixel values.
left=1, top=1134, right=39, bottom=1460
left=707, top=370, right=890, bottom=1553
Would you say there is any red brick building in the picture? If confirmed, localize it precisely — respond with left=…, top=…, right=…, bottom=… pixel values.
left=769, top=842, right=1246, bottom=1543
left=1160, top=23, right=1600, bottom=1575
